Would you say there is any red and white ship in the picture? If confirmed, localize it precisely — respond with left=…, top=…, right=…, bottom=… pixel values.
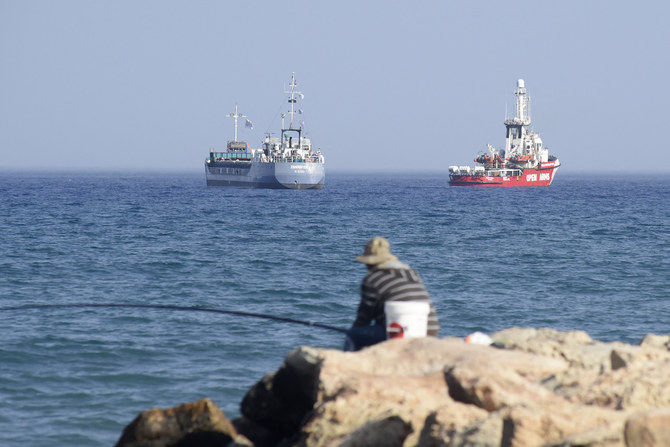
left=449, top=79, right=560, bottom=187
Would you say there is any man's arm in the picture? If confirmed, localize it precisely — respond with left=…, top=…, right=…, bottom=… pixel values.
left=352, top=279, right=378, bottom=326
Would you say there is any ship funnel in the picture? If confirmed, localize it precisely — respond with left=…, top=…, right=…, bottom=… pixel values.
left=517, top=79, right=525, bottom=88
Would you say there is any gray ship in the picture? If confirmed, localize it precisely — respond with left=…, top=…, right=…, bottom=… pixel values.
left=205, top=73, right=325, bottom=189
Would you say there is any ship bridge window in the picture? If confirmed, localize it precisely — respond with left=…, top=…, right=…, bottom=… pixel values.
left=507, top=127, right=521, bottom=139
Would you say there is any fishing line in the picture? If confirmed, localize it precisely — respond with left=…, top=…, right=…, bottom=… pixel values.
left=0, top=303, right=347, bottom=334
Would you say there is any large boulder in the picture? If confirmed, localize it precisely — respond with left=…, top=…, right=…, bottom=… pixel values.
left=491, top=327, right=670, bottom=411
left=624, top=408, right=670, bottom=447
left=118, top=327, right=670, bottom=446
left=235, top=329, right=670, bottom=446
left=114, top=398, right=246, bottom=447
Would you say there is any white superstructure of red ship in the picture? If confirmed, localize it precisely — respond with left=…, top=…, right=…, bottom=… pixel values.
left=449, top=79, right=560, bottom=187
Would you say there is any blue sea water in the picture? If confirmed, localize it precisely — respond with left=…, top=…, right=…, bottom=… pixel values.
left=0, top=171, right=669, bottom=445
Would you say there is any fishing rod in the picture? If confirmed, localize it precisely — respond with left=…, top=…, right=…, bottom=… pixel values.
left=0, top=303, right=348, bottom=334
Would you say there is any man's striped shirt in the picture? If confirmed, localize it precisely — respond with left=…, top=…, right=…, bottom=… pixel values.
left=353, top=261, right=439, bottom=336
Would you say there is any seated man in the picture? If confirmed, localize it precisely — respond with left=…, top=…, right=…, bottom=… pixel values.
left=344, top=237, right=439, bottom=351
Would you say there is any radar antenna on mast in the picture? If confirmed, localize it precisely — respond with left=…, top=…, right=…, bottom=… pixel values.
left=514, top=79, right=531, bottom=125
left=284, top=72, right=303, bottom=130
left=227, top=103, right=246, bottom=142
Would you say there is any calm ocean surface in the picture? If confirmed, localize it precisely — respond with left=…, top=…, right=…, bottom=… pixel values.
left=1, top=171, right=669, bottom=445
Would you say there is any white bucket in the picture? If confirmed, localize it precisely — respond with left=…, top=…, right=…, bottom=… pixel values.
left=384, top=301, right=429, bottom=339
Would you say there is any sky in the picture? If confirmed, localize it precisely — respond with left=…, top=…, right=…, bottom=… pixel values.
left=1, top=0, right=669, bottom=174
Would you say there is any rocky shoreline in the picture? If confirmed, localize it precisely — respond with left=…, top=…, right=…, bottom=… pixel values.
left=115, top=328, right=670, bottom=446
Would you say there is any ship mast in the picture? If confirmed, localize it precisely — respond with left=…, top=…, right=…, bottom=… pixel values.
left=504, top=79, right=531, bottom=156
left=514, top=79, right=531, bottom=125
left=284, top=72, right=302, bottom=130
left=281, top=72, right=304, bottom=150
left=227, top=103, right=246, bottom=142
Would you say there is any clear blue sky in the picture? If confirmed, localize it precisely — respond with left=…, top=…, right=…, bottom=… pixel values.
left=1, top=1, right=668, bottom=173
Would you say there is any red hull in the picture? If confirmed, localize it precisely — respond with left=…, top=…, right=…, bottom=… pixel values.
left=449, top=162, right=560, bottom=187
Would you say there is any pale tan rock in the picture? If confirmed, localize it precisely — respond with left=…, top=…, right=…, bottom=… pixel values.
left=572, top=357, right=670, bottom=411
left=298, top=370, right=488, bottom=447
left=638, top=334, right=670, bottom=350
left=443, top=344, right=566, bottom=411
left=293, top=337, right=567, bottom=446
left=501, top=405, right=627, bottom=447
left=317, top=337, right=567, bottom=385
left=492, top=328, right=670, bottom=413
left=624, top=408, right=670, bottom=447
left=116, top=329, right=670, bottom=447
left=492, top=327, right=618, bottom=372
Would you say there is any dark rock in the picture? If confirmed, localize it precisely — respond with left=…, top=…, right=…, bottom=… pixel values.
left=233, top=416, right=284, bottom=447
left=240, top=347, right=322, bottom=438
left=114, top=398, right=237, bottom=447
left=336, top=415, right=412, bottom=447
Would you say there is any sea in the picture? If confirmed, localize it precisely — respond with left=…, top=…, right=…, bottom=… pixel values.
left=0, top=171, right=669, bottom=446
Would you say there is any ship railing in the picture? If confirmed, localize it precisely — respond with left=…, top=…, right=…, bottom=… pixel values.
left=209, top=151, right=252, bottom=162
left=251, top=154, right=323, bottom=164
left=449, top=166, right=471, bottom=174
left=491, top=169, right=524, bottom=177
left=448, top=166, right=524, bottom=177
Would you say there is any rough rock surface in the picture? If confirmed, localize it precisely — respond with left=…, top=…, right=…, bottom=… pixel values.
left=114, top=398, right=246, bottom=447
left=117, top=328, right=670, bottom=447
